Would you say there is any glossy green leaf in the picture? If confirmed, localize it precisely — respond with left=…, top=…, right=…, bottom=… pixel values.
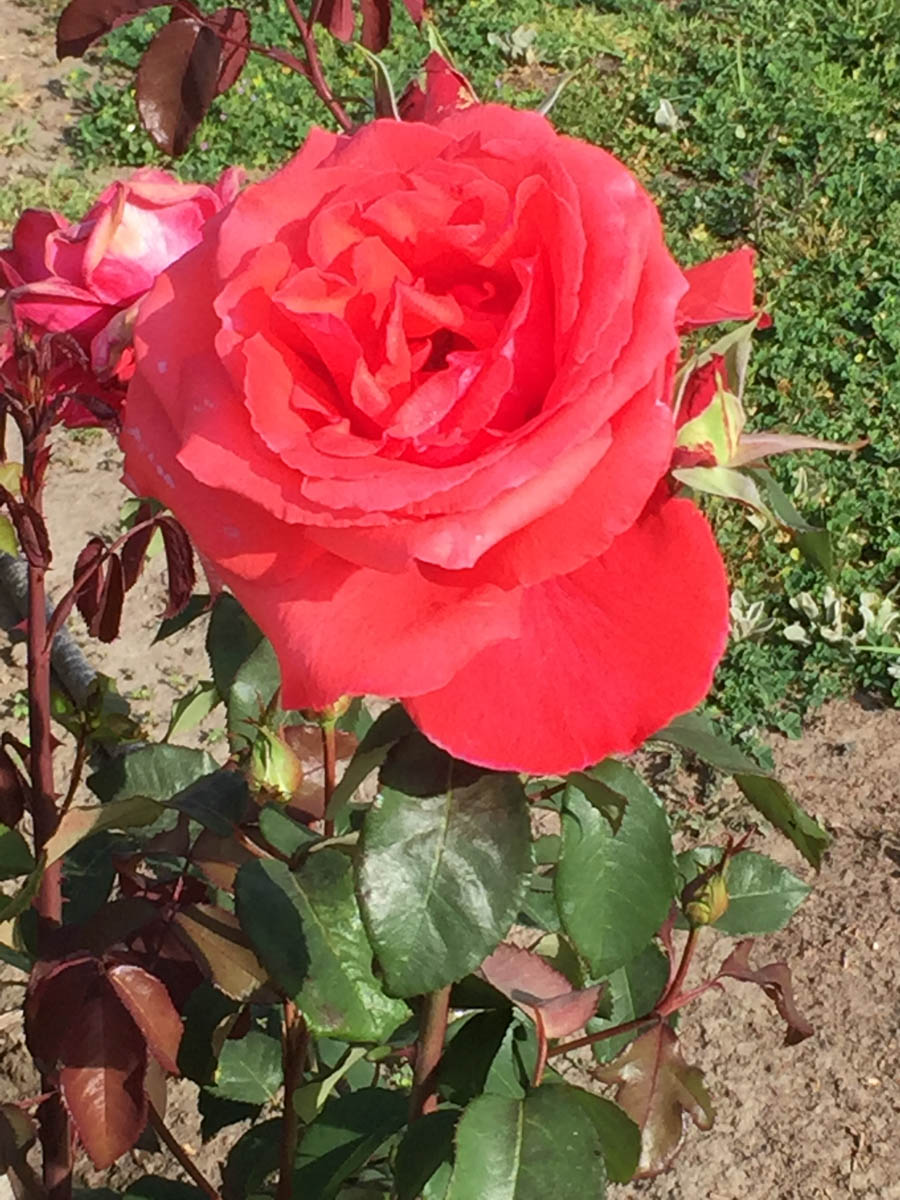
left=0, top=857, right=43, bottom=923
left=258, top=805, right=318, bottom=858
left=154, top=592, right=211, bottom=642
left=292, top=1087, right=408, bottom=1198
left=394, top=1110, right=460, bottom=1200
left=205, top=593, right=261, bottom=687
left=0, top=824, right=35, bottom=879
left=235, top=855, right=409, bottom=1042
left=168, top=769, right=249, bottom=834
left=677, top=848, right=810, bottom=935
left=124, top=1180, right=207, bottom=1199
left=166, top=680, right=220, bottom=741
left=227, top=637, right=283, bottom=749
left=655, top=713, right=829, bottom=868
left=357, top=767, right=531, bottom=996
left=213, top=1030, right=282, bottom=1105
left=446, top=1085, right=606, bottom=1200
left=587, top=943, right=669, bottom=1064
left=88, top=744, right=217, bottom=805
left=438, top=1009, right=512, bottom=1106
left=326, top=704, right=415, bottom=819
left=45, top=796, right=162, bottom=865
left=293, top=1047, right=369, bottom=1123
left=566, top=1089, right=641, bottom=1184
left=556, top=764, right=674, bottom=976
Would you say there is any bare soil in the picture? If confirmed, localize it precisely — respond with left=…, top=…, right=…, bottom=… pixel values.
left=1, top=8, right=899, bottom=1198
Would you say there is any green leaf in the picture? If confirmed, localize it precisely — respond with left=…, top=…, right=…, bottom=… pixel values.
left=154, top=593, right=211, bottom=642
left=235, top=855, right=410, bottom=1042
left=746, top=468, right=834, bottom=575
left=655, top=713, right=830, bottom=868
left=0, top=514, right=18, bottom=555
left=587, top=942, right=670, bottom=1064
left=178, top=983, right=238, bottom=1084
left=556, top=763, right=674, bottom=976
left=88, top=744, right=218, bottom=805
left=222, top=1118, right=280, bottom=1200
left=293, top=1047, right=369, bottom=1123
left=124, top=1180, right=207, bottom=1199
left=445, top=1085, right=607, bottom=1200
left=198, top=1088, right=259, bottom=1140
left=565, top=1089, right=640, bottom=1184
left=0, top=824, right=35, bottom=879
left=326, top=704, right=415, bottom=820
left=394, top=1110, right=460, bottom=1200
left=258, top=805, right=318, bottom=858
left=437, top=1010, right=513, bottom=1106
left=166, top=680, right=220, bottom=741
left=357, top=766, right=531, bottom=996
left=0, top=858, right=43, bottom=923
left=213, top=1030, right=283, bottom=1105
left=677, top=848, right=810, bottom=935
left=227, top=638, right=284, bottom=749
left=168, top=770, right=249, bottom=835
left=673, top=464, right=773, bottom=518
left=0, top=942, right=31, bottom=972
left=206, top=593, right=263, bottom=694
left=292, top=1087, right=408, bottom=1198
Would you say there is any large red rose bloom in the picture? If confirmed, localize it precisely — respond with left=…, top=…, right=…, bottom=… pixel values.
left=122, top=107, right=732, bottom=773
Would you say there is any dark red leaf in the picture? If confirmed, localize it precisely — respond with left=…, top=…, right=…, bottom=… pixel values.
left=137, top=18, right=220, bottom=156
left=359, top=0, right=391, bottom=51
left=317, top=0, right=354, bottom=41
left=0, top=746, right=27, bottom=827
left=207, top=6, right=250, bottom=95
left=25, top=956, right=100, bottom=1070
left=10, top=501, right=51, bottom=570
left=107, top=962, right=183, bottom=1074
left=718, top=940, right=814, bottom=1045
left=158, top=516, right=195, bottom=617
left=57, top=0, right=168, bottom=58
left=401, top=0, right=424, bottom=23
left=73, top=537, right=107, bottom=628
left=58, top=980, right=147, bottom=1169
left=478, top=943, right=603, bottom=1039
left=90, top=553, right=125, bottom=643
left=120, top=508, right=156, bottom=591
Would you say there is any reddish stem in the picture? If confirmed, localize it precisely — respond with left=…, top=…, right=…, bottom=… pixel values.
left=282, top=0, right=354, bottom=131
left=409, top=986, right=451, bottom=1120
left=148, top=1102, right=222, bottom=1199
left=276, top=1003, right=308, bottom=1200
left=658, top=925, right=700, bottom=1013
left=322, top=720, right=337, bottom=838
left=546, top=1014, right=656, bottom=1060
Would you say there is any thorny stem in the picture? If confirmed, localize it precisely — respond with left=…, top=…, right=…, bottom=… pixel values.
left=409, top=986, right=451, bottom=1121
left=282, top=0, right=354, bottom=131
left=659, top=925, right=700, bottom=1014
left=322, top=719, right=337, bottom=838
left=548, top=925, right=706, bottom=1059
left=546, top=1014, right=656, bottom=1060
left=148, top=1102, right=222, bottom=1199
left=276, top=1003, right=308, bottom=1200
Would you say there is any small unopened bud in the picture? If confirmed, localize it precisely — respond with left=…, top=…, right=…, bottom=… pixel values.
left=299, top=696, right=352, bottom=726
left=683, top=871, right=729, bottom=927
left=250, top=727, right=304, bottom=803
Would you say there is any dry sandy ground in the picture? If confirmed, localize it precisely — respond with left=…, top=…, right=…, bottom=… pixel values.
left=1, top=5, right=899, bottom=1196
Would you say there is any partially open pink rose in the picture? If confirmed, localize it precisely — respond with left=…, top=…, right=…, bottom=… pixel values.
left=122, top=108, right=755, bottom=773
left=0, top=167, right=242, bottom=425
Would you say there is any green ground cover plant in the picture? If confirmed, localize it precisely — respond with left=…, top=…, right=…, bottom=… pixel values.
left=55, top=0, right=900, bottom=740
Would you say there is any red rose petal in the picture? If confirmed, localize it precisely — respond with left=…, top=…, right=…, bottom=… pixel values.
left=405, top=496, right=729, bottom=774
left=677, top=247, right=757, bottom=330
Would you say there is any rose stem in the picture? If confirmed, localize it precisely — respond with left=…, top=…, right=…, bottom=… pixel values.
left=276, top=1002, right=308, bottom=1200
left=322, top=718, right=337, bottom=838
left=18, top=398, right=73, bottom=1199
left=281, top=0, right=354, bottom=131
left=409, top=986, right=452, bottom=1121
left=148, top=1102, right=222, bottom=1199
